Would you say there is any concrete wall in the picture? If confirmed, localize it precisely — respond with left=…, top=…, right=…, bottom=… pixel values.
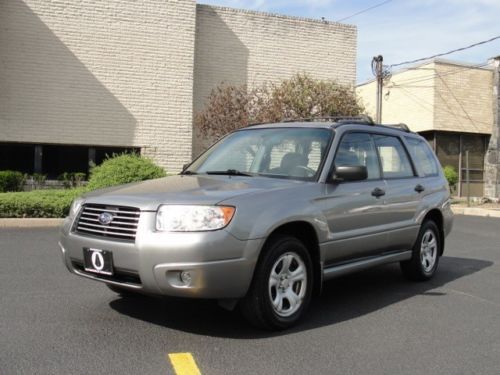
left=0, top=0, right=196, bottom=172
left=356, top=60, right=494, bottom=134
left=357, top=64, right=435, bottom=132
left=433, top=62, right=493, bottom=134
left=193, top=5, right=357, bottom=155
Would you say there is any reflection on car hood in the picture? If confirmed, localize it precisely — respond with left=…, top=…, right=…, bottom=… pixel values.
left=82, top=175, right=307, bottom=210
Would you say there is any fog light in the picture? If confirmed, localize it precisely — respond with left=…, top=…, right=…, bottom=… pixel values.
left=180, top=271, right=192, bottom=285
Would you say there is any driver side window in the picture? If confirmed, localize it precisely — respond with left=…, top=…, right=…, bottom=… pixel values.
left=334, top=133, right=381, bottom=180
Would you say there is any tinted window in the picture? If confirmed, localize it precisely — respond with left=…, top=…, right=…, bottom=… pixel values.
left=335, top=133, right=380, bottom=180
left=405, top=137, right=439, bottom=176
left=373, top=135, right=414, bottom=178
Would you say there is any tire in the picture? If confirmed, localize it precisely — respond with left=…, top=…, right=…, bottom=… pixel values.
left=240, top=235, right=313, bottom=330
left=400, top=220, right=441, bottom=281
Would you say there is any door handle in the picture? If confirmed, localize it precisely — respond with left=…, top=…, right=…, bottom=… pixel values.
left=371, top=187, right=385, bottom=198
left=415, top=184, right=425, bottom=193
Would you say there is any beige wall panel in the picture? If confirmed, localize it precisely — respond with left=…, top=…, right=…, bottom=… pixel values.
left=193, top=5, right=357, bottom=155
left=0, top=0, right=196, bottom=172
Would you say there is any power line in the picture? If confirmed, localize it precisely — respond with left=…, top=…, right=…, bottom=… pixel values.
left=390, top=35, right=500, bottom=68
left=336, top=0, right=393, bottom=22
left=390, top=62, right=489, bottom=86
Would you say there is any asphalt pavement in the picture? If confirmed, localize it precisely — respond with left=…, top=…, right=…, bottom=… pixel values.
left=1, top=215, right=499, bottom=374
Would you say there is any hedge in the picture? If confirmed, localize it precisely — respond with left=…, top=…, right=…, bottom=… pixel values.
left=0, top=154, right=167, bottom=218
left=0, top=170, right=26, bottom=192
left=0, top=188, right=85, bottom=218
left=87, top=153, right=166, bottom=190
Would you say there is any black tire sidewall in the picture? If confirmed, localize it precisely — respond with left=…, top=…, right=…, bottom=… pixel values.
left=256, top=236, right=313, bottom=329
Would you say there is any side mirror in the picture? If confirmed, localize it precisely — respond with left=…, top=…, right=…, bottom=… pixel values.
left=331, top=165, right=368, bottom=182
left=182, top=163, right=190, bottom=172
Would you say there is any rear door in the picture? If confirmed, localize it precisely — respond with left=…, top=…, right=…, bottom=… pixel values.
left=372, top=134, right=421, bottom=251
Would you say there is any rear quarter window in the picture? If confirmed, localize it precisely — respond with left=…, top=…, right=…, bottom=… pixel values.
left=405, top=137, right=439, bottom=177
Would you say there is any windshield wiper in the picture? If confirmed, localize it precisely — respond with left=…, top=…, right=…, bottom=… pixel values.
left=205, top=169, right=253, bottom=177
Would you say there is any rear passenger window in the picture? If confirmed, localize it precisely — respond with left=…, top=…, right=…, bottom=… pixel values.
left=373, top=135, right=414, bottom=178
left=335, top=133, right=380, bottom=180
left=405, top=137, right=439, bottom=176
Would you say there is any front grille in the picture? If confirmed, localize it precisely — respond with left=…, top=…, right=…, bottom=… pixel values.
left=75, top=204, right=140, bottom=241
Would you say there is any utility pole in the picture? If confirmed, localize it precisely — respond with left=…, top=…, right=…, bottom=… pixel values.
left=372, top=55, right=384, bottom=123
left=484, top=56, right=500, bottom=199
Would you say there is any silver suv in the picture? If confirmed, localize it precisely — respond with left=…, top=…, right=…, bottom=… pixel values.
left=59, top=118, right=453, bottom=330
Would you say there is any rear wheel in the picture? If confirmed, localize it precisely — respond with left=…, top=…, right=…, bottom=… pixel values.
left=400, top=220, right=440, bottom=281
left=240, top=235, right=313, bottom=330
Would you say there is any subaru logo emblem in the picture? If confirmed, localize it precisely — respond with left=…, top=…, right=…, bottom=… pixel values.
left=98, top=212, right=114, bottom=225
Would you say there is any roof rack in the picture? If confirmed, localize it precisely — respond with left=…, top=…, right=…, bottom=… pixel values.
left=281, top=115, right=375, bottom=125
left=380, top=123, right=411, bottom=132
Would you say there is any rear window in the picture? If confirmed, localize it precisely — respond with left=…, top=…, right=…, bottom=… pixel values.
left=405, top=137, right=439, bottom=177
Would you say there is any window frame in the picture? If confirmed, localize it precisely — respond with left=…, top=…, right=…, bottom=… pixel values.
left=403, top=136, right=440, bottom=178
left=372, top=133, right=418, bottom=180
left=330, top=130, right=384, bottom=182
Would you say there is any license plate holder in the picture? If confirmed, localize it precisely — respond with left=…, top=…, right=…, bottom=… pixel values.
left=83, top=248, right=114, bottom=275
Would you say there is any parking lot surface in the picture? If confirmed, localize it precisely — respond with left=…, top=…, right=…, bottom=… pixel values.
left=1, top=215, right=499, bottom=374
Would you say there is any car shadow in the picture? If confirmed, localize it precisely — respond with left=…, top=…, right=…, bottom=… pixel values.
left=109, top=256, right=492, bottom=339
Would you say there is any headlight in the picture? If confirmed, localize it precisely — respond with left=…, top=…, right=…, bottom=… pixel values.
left=156, top=205, right=235, bottom=232
left=69, top=197, right=84, bottom=217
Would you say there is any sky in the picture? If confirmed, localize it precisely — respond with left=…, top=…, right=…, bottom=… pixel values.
left=199, top=0, right=500, bottom=84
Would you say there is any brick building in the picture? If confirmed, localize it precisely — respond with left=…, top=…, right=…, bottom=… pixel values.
left=0, top=0, right=357, bottom=177
left=357, top=59, right=498, bottom=197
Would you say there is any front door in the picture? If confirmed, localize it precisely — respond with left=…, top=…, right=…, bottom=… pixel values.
left=321, top=132, right=388, bottom=265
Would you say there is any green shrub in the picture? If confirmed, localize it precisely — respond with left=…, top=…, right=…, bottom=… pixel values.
left=58, top=172, right=87, bottom=188
left=0, top=188, right=85, bottom=218
left=0, top=170, right=26, bottom=192
left=32, top=173, right=47, bottom=189
left=443, top=165, right=458, bottom=188
left=87, top=153, right=166, bottom=190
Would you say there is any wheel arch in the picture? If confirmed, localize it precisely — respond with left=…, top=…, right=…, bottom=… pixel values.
left=422, top=209, right=445, bottom=255
left=258, top=221, right=322, bottom=296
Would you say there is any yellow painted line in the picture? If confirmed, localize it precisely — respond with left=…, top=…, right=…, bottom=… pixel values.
left=168, top=353, right=201, bottom=375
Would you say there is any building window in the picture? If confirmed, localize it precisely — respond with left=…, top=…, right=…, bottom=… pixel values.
left=0, top=143, right=139, bottom=179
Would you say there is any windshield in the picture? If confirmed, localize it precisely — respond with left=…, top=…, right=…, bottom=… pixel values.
left=186, top=127, right=333, bottom=181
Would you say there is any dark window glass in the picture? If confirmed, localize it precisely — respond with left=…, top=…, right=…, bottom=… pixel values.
left=0, top=143, right=35, bottom=174
left=334, top=133, right=380, bottom=180
left=373, top=135, right=414, bottom=178
left=405, top=137, right=439, bottom=176
left=42, top=145, right=88, bottom=179
left=436, top=133, right=459, bottom=170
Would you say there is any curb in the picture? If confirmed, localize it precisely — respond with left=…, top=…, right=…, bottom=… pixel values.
left=0, top=218, right=64, bottom=228
left=451, top=206, right=500, bottom=218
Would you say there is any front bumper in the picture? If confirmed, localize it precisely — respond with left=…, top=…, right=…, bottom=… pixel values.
left=59, top=212, right=263, bottom=299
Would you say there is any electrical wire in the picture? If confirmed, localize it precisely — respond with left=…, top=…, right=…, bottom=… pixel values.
left=390, top=35, right=500, bottom=68
left=336, top=0, right=393, bottom=22
left=390, top=62, right=489, bottom=86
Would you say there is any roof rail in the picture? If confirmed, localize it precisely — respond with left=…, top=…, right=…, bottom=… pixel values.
left=281, top=115, right=375, bottom=125
left=381, top=123, right=411, bottom=132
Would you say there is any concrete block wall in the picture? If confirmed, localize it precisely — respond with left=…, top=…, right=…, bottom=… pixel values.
left=433, top=62, right=493, bottom=134
left=0, top=0, right=196, bottom=172
left=193, top=5, right=357, bottom=155
left=357, top=63, right=436, bottom=132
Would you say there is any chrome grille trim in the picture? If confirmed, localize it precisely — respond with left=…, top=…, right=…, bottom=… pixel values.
left=75, top=204, right=140, bottom=241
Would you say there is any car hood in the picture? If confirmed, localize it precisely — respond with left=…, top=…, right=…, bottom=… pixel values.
left=82, top=174, right=307, bottom=210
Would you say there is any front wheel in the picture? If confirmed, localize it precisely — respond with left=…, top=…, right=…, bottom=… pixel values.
left=240, top=235, right=313, bottom=330
left=400, top=220, right=441, bottom=281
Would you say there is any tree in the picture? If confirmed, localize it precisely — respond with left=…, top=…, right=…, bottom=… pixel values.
left=195, top=73, right=364, bottom=142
